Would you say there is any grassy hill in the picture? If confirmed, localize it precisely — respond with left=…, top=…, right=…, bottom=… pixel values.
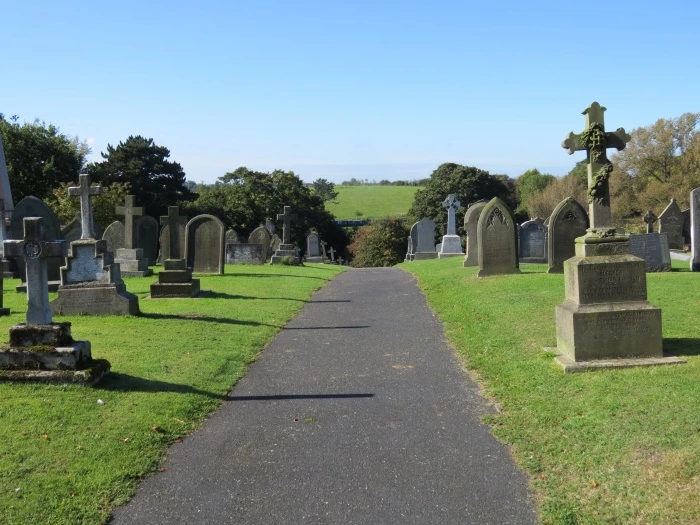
left=325, top=185, right=419, bottom=220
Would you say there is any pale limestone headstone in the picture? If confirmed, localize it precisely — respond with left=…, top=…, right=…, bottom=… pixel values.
left=307, top=232, right=321, bottom=256
left=225, top=229, right=242, bottom=245
left=463, top=201, right=487, bottom=267
left=547, top=197, right=588, bottom=274
left=476, top=198, right=520, bottom=277
left=405, top=235, right=413, bottom=261
left=185, top=214, right=225, bottom=274
left=658, top=198, right=684, bottom=249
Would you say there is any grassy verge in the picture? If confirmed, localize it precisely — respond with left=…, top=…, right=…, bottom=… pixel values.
left=0, top=263, right=344, bottom=524
left=326, top=185, right=419, bottom=219
left=401, top=257, right=699, bottom=525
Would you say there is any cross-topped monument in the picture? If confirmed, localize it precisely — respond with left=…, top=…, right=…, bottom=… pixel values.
left=4, top=218, right=68, bottom=324
left=562, top=102, right=630, bottom=235
left=160, top=206, right=188, bottom=260
left=643, top=210, right=657, bottom=234
left=329, top=247, right=336, bottom=262
left=68, top=174, right=103, bottom=240
left=277, top=206, right=297, bottom=245
left=116, top=195, right=143, bottom=249
left=442, top=194, right=460, bottom=235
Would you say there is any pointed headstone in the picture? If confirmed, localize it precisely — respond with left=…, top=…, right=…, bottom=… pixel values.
left=658, top=198, right=684, bottom=249
left=477, top=198, right=520, bottom=277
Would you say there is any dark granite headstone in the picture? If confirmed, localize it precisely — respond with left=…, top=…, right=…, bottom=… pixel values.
left=547, top=198, right=588, bottom=274
left=658, top=198, right=684, bottom=249
left=185, top=214, right=225, bottom=274
left=135, top=215, right=159, bottom=266
left=518, top=219, right=547, bottom=263
left=102, top=221, right=125, bottom=254
left=629, top=233, right=671, bottom=272
left=477, top=197, right=520, bottom=277
left=226, top=244, right=265, bottom=264
left=248, top=225, right=271, bottom=261
left=412, top=217, right=438, bottom=260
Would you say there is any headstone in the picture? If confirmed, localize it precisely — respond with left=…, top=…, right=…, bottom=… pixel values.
left=305, top=232, right=323, bottom=262
left=269, top=233, right=282, bottom=254
left=682, top=208, right=691, bottom=246
left=9, top=196, right=63, bottom=291
left=114, top=195, right=152, bottom=277
left=225, top=229, right=242, bottom=245
left=159, top=207, right=187, bottom=261
left=1, top=218, right=109, bottom=385
left=226, top=244, right=265, bottom=264
left=463, top=201, right=487, bottom=267
left=476, top=198, right=520, bottom=277
left=643, top=210, right=657, bottom=234
left=102, top=221, right=125, bottom=254
left=658, top=198, right=684, bottom=250
left=629, top=233, right=671, bottom=272
left=185, top=214, right=225, bottom=274
left=270, top=206, right=300, bottom=264
left=249, top=225, right=272, bottom=262
left=135, top=216, right=159, bottom=266
left=412, top=218, right=438, bottom=260
left=518, top=219, right=547, bottom=264
left=438, top=194, right=464, bottom=258
left=151, top=207, right=200, bottom=298
left=547, top=197, right=588, bottom=274
left=404, top=236, right=413, bottom=262
left=61, top=216, right=82, bottom=243
left=690, top=188, right=700, bottom=271
left=553, top=102, right=675, bottom=371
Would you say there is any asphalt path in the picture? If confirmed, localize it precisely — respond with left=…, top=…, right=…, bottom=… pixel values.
left=111, top=267, right=537, bottom=525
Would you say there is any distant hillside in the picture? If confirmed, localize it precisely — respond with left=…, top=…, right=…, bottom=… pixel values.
left=325, top=186, right=419, bottom=220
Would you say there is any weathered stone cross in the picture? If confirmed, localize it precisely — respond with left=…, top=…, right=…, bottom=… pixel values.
left=4, top=218, right=68, bottom=324
left=116, top=195, right=143, bottom=249
left=329, top=247, right=335, bottom=262
left=160, top=206, right=187, bottom=260
left=643, top=210, right=657, bottom=233
left=562, top=102, right=630, bottom=234
left=442, top=194, right=460, bottom=235
left=321, top=240, right=328, bottom=258
left=277, top=206, right=297, bottom=245
left=68, top=174, right=103, bottom=240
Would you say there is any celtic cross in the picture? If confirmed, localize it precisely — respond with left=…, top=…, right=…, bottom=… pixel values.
left=68, top=174, right=103, bottom=239
left=643, top=210, right=657, bottom=234
left=442, top=194, right=461, bottom=235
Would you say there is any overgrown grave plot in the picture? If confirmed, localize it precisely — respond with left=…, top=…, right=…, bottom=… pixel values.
left=402, top=257, right=699, bottom=525
left=0, top=262, right=345, bottom=524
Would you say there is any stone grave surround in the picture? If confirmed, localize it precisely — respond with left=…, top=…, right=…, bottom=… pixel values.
left=151, top=206, right=200, bottom=298
left=113, top=195, right=153, bottom=277
left=270, top=206, right=300, bottom=264
left=689, top=187, right=700, bottom=271
left=476, top=197, right=520, bottom=277
left=628, top=233, right=671, bottom=272
left=185, top=214, right=225, bottom=275
left=547, top=197, right=588, bottom=274
left=552, top=102, right=683, bottom=372
left=658, top=198, right=685, bottom=250
left=1, top=217, right=110, bottom=385
left=463, top=201, right=487, bottom=267
left=412, top=217, right=438, bottom=260
left=438, top=194, right=464, bottom=258
left=518, top=218, right=547, bottom=264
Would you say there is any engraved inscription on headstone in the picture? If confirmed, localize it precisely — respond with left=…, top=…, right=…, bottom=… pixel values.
left=518, top=219, right=547, bottom=263
left=628, top=233, right=671, bottom=272
left=477, top=198, right=520, bottom=277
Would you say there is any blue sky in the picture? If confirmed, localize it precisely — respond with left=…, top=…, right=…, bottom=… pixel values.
left=2, top=1, right=698, bottom=185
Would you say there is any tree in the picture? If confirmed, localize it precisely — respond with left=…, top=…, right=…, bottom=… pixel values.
left=46, top=181, right=131, bottom=228
left=0, top=114, right=90, bottom=202
left=310, top=178, right=338, bottom=203
left=527, top=172, right=587, bottom=220
left=347, top=217, right=409, bottom=267
left=87, top=136, right=194, bottom=218
left=515, top=168, right=555, bottom=217
left=408, top=163, right=512, bottom=239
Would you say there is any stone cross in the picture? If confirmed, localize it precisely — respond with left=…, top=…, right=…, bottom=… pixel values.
left=643, top=210, right=657, bottom=234
left=4, top=217, right=67, bottom=324
left=562, top=102, right=630, bottom=234
left=442, top=194, right=460, bottom=235
left=321, top=240, right=328, bottom=258
left=116, top=195, right=143, bottom=249
left=277, top=206, right=297, bottom=245
left=160, top=206, right=187, bottom=260
left=68, top=174, right=103, bottom=240
left=329, top=247, right=336, bottom=262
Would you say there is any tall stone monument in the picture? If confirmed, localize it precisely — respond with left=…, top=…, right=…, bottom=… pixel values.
left=438, top=194, right=464, bottom=258
left=113, top=195, right=152, bottom=277
left=270, top=206, right=300, bottom=264
left=1, top=218, right=109, bottom=384
left=150, top=207, right=200, bottom=297
left=553, top=102, right=682, bottom=371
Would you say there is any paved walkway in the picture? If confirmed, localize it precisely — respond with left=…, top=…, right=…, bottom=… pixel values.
left=111, top=268, right=537, bottom=524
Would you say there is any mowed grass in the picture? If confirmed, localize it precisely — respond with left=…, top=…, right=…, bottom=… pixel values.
left=0, top=263, right=344, bottom=524
left=325, top=185, right=419, bottom=219
left=402, top=257, right=699, bottom=525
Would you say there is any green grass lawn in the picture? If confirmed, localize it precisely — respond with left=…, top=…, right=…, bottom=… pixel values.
left=402, top=257, right=699, bottom=525
left=0, top=263, right=345, bottom=524
left=325, top=185, right=419, bottom=219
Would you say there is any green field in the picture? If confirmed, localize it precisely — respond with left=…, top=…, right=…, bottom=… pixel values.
left=0, top=263, right=345, bottom=524
left=402, top=257, right=699, bottom=525
left=325, top=185, right=419, bottom=219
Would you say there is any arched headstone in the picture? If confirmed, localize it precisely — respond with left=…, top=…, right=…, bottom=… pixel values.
left=249, top=225, right=272, bottom=261
left=547, top=198, right=588, bottom=274
left=477, top=198, right=520, bottom=277
left=185, top=214, right=225, bottom=274
left=102, top=221, right=125, bottom=254
left=225, top=229, right=242, bottom=245
left=463, top=201, right=487, bottom=267
left=519, top=218, right=547, bottom=264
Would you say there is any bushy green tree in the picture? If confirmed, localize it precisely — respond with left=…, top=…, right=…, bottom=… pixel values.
left=515, top=168, right=555, bottom=217
left=46, top=181, right=131, bottom=228
left=310, top=178, right=338, bottom=203
left=0, top=114, right=90, bottom=202
left=87, top=135, right=194, bottom=218
left=347, top=217, right=409, bottom=268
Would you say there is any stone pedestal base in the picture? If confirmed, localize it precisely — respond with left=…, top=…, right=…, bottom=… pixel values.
left=548, top=349, right=685, bottom=373
left=150, top=259, right=200, bottom=298
left=270, top=245, right=300, bottom=265
left=304, top=256, right=324, bottom=263
left=51, top=283, right=140, bottom=316
left=438, top=235, right=464, bottom=259
left=0, top=322, right=110, bottom=386
left=413, top=252, right=438, bottom=260
left=115, top=248, right=153, bottom=277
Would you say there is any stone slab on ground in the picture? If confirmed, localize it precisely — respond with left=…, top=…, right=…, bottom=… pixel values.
left=547, top=349, right=685, bottom=373
left=111, top=268, right=536, bottom=525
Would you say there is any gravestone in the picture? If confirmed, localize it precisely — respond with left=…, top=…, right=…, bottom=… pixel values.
left=269, top=233, right=282, bottom=254
left=225, top=229, right=242, bottom=245
left=552, top=102, right=678, bottom=372
left=185, top=214, right=225, bottom=274
left=412, top=218, right=438, bottom=260
left=51, top=174, right=139, bottom=316
left=270, top=206, right=300, bottom=264
left=265, top=219, right=275, bottom=235
left=518, top=219, right=547, bottom=264
left=158, top=207, right=187, bottom=261
left=463, top=201, right=487, bottom=267
left=102, top=221, right=125, bottom=254
left=61, top=216, right=82, bottom=243
left=438, top=194, right=464, bottom=258
left=226, top=244, right=265, bottom=264
left=249, top=225, right=272, bottom=262
left=629, top=233, right=671, bottom=272
left=405, top=236, right=413, bottom=262
left=547, top=197, right=588, bottom=274
left=151, top=207, right=200, bottom=298
left=658, top=198, right=684, bottom=250
left=329, top=247, right=336, bottom=263
left=0, top=217, right=110, bottom=385
left=682, top=208, right=691, bottom=246
left=476, top=197, right=520, bottom=277
left=10, top=196, right=63, bottom=291
left=114, top=195, right=152, bottom=277
left=135, top=215, right=159, bottom=266
left=305, top=232, right=323, bottom=263
left=643, top=210, right=657, bottom=234
left=690, top=188, right=700, bottom=271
